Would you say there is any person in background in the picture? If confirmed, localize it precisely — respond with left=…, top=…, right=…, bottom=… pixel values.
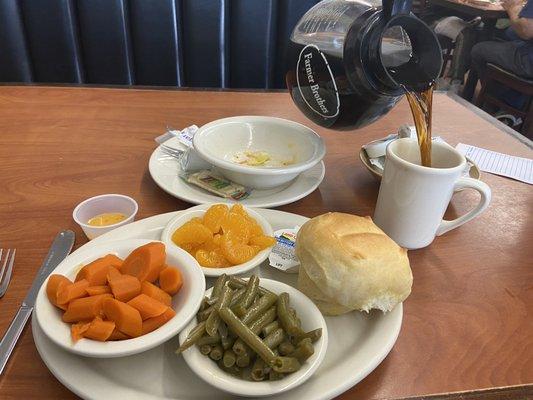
left=470, top=0, right=533, bottom=79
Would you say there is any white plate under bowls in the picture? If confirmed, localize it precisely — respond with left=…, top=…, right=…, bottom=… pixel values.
left=32, top=208, right=403, bottom=400
left=180, top=278, right=328, bottom=397
left=148, top=136, right=325, bottom=208
left=161, top=204, right=274, bottom=277
left=34, top=239, right=205, bottom=358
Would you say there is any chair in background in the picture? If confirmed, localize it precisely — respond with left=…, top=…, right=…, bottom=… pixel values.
left=0, top=0, right=320, bottom=89
left=432, top=16, right=481, bottom=90
left=475, top=63, right=533, bottom=139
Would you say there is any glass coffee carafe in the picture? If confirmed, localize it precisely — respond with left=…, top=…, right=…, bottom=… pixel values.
left=286, top=0, right=443, bottom=130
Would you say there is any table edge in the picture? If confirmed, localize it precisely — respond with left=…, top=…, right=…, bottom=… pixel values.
left=397, top=383, right=533, bottom=399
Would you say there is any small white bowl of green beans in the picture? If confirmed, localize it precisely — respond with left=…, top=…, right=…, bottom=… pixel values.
left=177, top=275, right=328, bottom=397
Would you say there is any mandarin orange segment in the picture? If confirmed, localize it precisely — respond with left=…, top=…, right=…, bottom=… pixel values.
left=203, top=204, right=229, bottom=233
left=230, top=204, right=248, bottom=217
left=221, top=238, right=259, bottom=264
left=249, top=235, right=276, bottom=250
left=171, top=221, right=212, bottom=247
left=196, top=249, right=232, bottom=268
left=247, top=218, right=264, bottom=237
left=220, top=213, right=252, bottom=244
left=179, top=243, right=198, bottom=256
left=212, top=234, right=222, bottom=246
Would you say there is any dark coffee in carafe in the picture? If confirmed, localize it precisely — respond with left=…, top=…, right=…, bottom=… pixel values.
left=286, top=0, right=442, bottom=164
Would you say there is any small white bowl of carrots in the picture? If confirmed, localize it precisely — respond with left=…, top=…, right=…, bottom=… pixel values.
left=34, top=239, right=205, bottom=358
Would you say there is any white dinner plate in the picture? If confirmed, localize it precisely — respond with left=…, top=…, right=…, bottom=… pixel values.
left=148, top=140, right=325, bottom=208
left=32, top=208, right=403, bottom=400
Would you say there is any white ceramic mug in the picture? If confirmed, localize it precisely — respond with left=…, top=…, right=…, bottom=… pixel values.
left=373, top=138, right=491, bottom=249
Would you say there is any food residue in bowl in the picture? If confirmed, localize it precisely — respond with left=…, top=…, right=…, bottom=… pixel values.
left=171, top=204, right=275, bottom=268
left=46, top=242, right=182, bottom=343
left=87, top=212, right=127, bottom=227
left=231, top=150, right=296, bottom=167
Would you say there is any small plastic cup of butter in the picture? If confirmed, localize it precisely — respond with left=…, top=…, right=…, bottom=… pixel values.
left=73, top=194, right=138, bottom=240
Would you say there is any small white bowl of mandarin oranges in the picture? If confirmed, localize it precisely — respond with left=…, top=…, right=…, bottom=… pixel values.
left=161, top=204, right=276, bottom=277
left=34, top=239, right=205, bottom=358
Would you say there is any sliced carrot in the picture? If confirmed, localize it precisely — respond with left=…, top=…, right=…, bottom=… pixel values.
left=108, top=328, right=130, bottom=341
left=71, top=321, right=91, bottom=342
left=102, top=298, right=142, bottom=337
left=56, top=279, right=90, bottom=305
left=108, top=274, right=141, bottom=302
left=46, top=274, right=72, bottom=310
left=62, top=294, right=113, bottom=323
left=75, top=254, right=123, bottom=285
left=159, top=266, right=183, bottom=295
left=127, top=294, right=168, bottom=320
left=121, top=242, right=165, bottom=283
left=86, top=285, right=112, bottom=296
left=107, top=266, right=122, bottom=283
left=84, top=316, right=116, bottom=341
left=142, top=307, right=176, bottom=335
left=140, top=281, right=172, bottom=307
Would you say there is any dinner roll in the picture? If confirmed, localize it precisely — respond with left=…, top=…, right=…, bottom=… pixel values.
left=296, top=213, right=412, bottom=315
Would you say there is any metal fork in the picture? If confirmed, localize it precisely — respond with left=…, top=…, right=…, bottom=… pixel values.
left=0, top=249, right=16, bottom=298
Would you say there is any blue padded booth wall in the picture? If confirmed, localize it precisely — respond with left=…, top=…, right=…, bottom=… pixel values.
left=0, top=0, right=320, bottom=88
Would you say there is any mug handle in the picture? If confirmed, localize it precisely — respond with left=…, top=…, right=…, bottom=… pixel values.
left=436, top=177, right=491, bottom=236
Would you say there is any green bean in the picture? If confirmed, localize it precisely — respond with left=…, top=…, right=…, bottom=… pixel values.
left=199, top=344, right=212, bottom=355
left=231, top=306, right=276, bottom=357
left=263, top=328, right=285, bottom=349
left=211, top=274, right=228, bottom=300
left=251, top=358, right=266, bottom=381
left=241, top=293, right=278, bottom=325
left=272, top=356, right=301, bottom=373
left=197, top=334, right=220, bottom=346
left=206, top=296, right=219, bottom=306
left=206, top=283, right=233, bottom=336
left=278, top=340, right=295, bottom=356
left=289, top=338, right=314, bottom=362
left=229, top=287, right=246, bottom=307
left=221, top=335, right=235, bottom=350
left=228, top=276, right=274, bottom=296
left=197, top=306, right=213, bottom=322
left=233, top=275, right=259, bottom=317
left=218, top=320, right=228, bottom=340
left=249, top=307, right=276, bottom=333
left=297, top=328, right=322, bottom=343
left=261, top=321, right=279, bottom=337
left=269, top=370, right=285, bottom=381
left=289, top=307, right=301, bottom=327
left=222, top=349, right=236, bottom=368
left=175, top=321, right=206, bottom=354
left=236, top=353, right=251, bottom=368
left=217, top=360, right=241, bottom=377
left=199, top=297, right=210, bottom=311
left=219, top=307, right=277, bottom=365
left=277, top=292, right=305, bottom=337
left=209, top=344, right=224, bottom=361
left=232, top=340, right=250, bottom=357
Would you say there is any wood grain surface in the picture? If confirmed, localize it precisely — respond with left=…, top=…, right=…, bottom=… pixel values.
left=0, top=86, right=531, bottom=400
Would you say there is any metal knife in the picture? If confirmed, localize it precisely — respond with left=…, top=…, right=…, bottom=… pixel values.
left=0, top=230, right=75, bottom=375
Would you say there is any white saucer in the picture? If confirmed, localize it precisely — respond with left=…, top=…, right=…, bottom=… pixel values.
left=148, top=140, right=325, bottom=208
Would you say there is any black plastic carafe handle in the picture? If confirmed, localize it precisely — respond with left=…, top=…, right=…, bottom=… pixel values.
left=382, top=0, right=413, bottom=20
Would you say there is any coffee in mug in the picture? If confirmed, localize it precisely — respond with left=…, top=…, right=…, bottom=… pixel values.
left=373, top=138, right=491, bottom=249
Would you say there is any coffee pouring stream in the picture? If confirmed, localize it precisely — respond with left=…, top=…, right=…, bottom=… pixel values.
left=286, top=0, right=443, bottom=131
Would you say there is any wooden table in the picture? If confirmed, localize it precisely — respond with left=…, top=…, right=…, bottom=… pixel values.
left=429, top=0, right=507, bottom=39
left=0, top=86, right=531, bottom=400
